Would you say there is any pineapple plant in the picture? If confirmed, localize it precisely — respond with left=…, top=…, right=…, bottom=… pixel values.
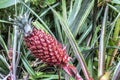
left=0, top=0, right=120, bottom=80
left=14, top=13, right=83, bottom=80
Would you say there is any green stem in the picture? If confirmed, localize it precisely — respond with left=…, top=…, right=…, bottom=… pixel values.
left=12, top=25, right=18, bottom=80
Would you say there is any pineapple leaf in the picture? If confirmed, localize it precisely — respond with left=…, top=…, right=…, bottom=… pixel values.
left=68, top=0, right=82, bottom=25
left=21, top=54, right=36, bottom=78
left=69, top=0, right=94, bottom=37
left=0, top=0, right=19, bottom=9
left=0, top=55, right=9, bottom=69
left=0, top=35, right=8, bottom=53
left=112, top=61, right=120, bottom=80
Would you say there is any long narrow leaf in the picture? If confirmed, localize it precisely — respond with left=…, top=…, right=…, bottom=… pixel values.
left=0, top=0, right=19, bottom=9
left=0, top=35, right=8, bottom=53
left=70, top=0, right=94, bottom=37
left=62, top=0, right=67, bottom=21
left=98, top=5, right=108, bottom=78
left=68, top=0, right=82, bottom=25
left=21, top=54, right=36, bottom=78
left=0, top=55, right=9, bottom=69
left=112, top=61, right=120, bottom=80
left=78, top=24, right=92, bottom=44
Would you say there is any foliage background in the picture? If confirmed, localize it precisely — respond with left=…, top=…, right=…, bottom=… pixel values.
left=0, top=0, right=120, bottom=80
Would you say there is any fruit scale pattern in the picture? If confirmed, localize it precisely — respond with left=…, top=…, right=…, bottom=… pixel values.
left=24, top=28, right=70, bottom=66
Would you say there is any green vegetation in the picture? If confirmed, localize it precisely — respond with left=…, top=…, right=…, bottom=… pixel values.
left=0, top=0, right=120, bottom=80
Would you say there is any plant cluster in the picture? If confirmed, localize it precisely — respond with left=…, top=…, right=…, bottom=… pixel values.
left=0, top=0, right=120, bottom=80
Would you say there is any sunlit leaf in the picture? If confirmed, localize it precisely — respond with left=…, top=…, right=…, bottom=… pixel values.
left=0, top=0, right=19, bottom=9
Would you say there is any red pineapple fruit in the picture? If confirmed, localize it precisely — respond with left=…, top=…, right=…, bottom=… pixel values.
left=15, top=13, right=83, bottom=80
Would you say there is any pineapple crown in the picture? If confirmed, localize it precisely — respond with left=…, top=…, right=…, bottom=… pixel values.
left=10, top=12, right=33, bottom=36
